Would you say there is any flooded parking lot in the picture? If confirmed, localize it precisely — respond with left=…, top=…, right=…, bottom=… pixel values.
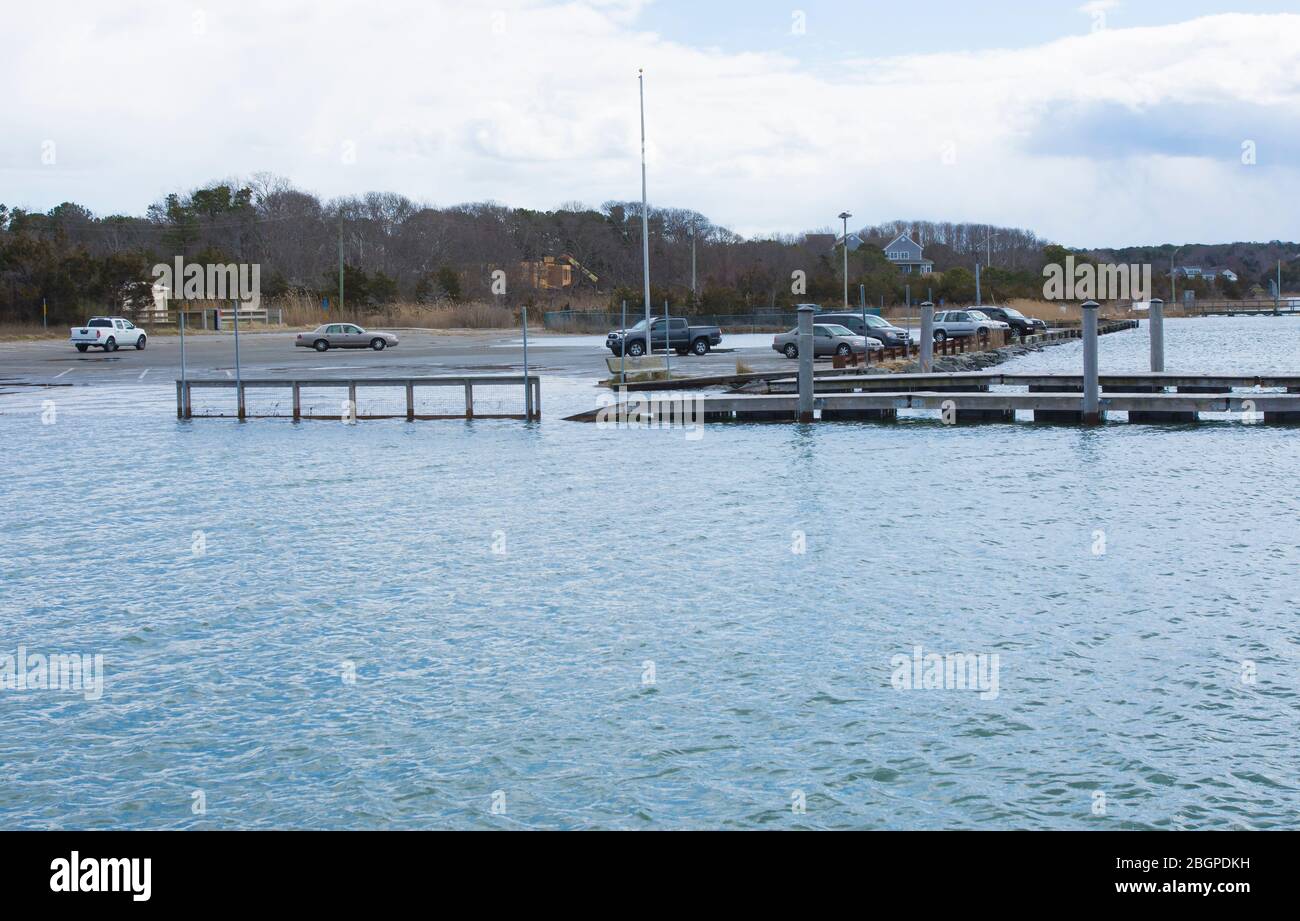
left=1, top=318, right=1297, bottom=829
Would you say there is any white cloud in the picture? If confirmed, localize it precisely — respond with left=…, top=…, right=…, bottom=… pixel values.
left=1, top=2, right=1297, bottom=247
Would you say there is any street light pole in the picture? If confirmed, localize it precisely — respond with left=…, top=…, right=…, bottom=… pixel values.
left=838, top=211, right=852, bottom=309
left=638, top=70, right=652, bottom=350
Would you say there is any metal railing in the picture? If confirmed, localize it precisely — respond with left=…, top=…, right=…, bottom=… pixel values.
left=177, top=375, right=540, bottom=421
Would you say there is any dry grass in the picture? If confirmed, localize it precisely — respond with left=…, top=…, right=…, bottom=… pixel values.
left=276, top=293, right=521, bottom=330
left=735, top=358, right=754, bottom=375
left=0, top=324, right=68, bottom=341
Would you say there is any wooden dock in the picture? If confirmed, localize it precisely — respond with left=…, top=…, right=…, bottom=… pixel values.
left=1181, top=299, right=1299, bottom=317
left=566, top=371, right=1300, bottom=425
left=615, top=320, right=1140, bottom=392
left=177, top=375, right=541, bottom=421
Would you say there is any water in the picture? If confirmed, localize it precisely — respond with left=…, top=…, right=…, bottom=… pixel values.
left=1, top=318, right=1297, bottom=829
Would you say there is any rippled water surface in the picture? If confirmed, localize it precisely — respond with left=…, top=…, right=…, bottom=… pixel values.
left=1, top=318, right=1297, bottom=829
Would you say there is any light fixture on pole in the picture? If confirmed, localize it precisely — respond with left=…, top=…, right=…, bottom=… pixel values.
left=838, top=212, right=853, bottom=309
left=981, top=226, right=996, bottom=268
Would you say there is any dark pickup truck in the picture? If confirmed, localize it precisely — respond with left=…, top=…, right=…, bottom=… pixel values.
left=606, top=317, right=722, bottom=358
left=972, top=305, right=1047, bottom=338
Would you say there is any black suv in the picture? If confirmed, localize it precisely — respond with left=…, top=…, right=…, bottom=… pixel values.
left=815, top=312, right=912, bottom=347
left=972, top=306, right=1046, bottom=338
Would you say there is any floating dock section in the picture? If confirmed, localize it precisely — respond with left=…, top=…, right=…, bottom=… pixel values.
left=567, top=372, right=1300, bottom=426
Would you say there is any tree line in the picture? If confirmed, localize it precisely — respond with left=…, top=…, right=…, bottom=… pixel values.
left=2, top=174, right=1291, bottom=324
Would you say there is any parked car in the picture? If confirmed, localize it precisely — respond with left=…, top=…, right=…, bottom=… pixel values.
left=70, top=316, right=146, bottom=352
left=606, top=317, right=722, bottom=358
left=772, top=323, right=881, bottom=359
left=295, top=324, right=399, bottom=351
left=931, top=310, right=1010, bottom=344
left=815, top=312, right=912, bottom=347
left=970, top=305, right=1046, bottom=338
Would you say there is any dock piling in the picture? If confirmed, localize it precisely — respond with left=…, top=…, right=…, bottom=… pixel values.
left=1149, top=297, right=1165, bottom=372
left=919, top=301, right=935, bottom=372
left=1081, top=301, right=1101, bottom=425
left=797, top=304, right=815, bottom=422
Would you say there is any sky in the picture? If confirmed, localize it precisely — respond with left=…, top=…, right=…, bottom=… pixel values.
left=2, top=0, right=1298, bottom=248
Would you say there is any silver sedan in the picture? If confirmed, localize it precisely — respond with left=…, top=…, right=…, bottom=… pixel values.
left=295, top=323, right=400, bottom=352
left=772, top=323, right=882, bottom=359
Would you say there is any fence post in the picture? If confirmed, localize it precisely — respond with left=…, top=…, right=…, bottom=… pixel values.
left=406, top=381, right=415, bottom=421
left=176, top=380, right=183, bottom=419
left=293, top=383, right=301, bottom=421
left=1148, top=297, right=1165, bottom=372
left=1081, top=300, right=1101, bottom=425
left=465, top=382, right=474, bottom=418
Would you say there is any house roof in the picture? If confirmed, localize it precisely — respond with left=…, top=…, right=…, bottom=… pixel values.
left=884, top=232, right=922, bottom=250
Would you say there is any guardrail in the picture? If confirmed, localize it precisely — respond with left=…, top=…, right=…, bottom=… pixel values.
left=830, top=321, right=1139, bottom=368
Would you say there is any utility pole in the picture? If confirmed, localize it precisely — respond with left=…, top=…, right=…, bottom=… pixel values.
left=690, top=222, right=697, bottom=305
left=338, top=213, right=345, bottom=315
left=839, top=211, right=853, bottom=309
left=638, top=70, right=652, bottom=348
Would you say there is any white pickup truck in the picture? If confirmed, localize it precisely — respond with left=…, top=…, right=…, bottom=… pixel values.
left=70, top=316, right=147, bottom=352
